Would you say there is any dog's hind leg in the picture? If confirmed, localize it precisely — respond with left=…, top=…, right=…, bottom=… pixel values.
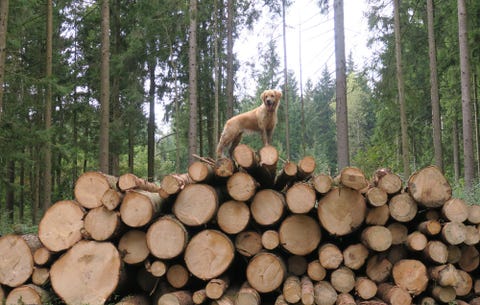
left=228, top=133, right=243, bottom=157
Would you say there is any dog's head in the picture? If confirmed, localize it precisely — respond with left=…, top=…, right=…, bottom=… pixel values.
left=260, top=89, right=282, bottom=112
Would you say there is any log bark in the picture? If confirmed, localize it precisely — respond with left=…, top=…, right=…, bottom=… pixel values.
left=313, top=281, right=337, bottom=305
left=330, top=266, right=355, bottom=293
left=38, top=200, right=85, bottom=252
left=361, top=225, right=392, bottom=252
left=342, top=243, right=369, bottom=270
left=226, top=172, right=257, bottom=201
left=146, top=215, right=188, bottom=260
left=118, top=173, right=161, bottom=193
left=355, top=277, right=377, bottom=300
left=285, top=182, right=316, bottom=214
left=74, top=171, right=118, bottom=209
left=279, top=214, right=321, bottom=255
left=388, top=193, right=417, bottom=222
left=337, top=167, right=368, bottom=191
left=166, top=264, right=190, bottom=289
left=235, top=231, right=262, bottom=258
left=441, top=198, right=468, bottom=222
left=173, top=184, right=219, bottom=226
left=216, top=200, right=250, bottom=234
left=118, top=230, right=149, bottom=264
left=246, top=252, right=286, bottom=293
left=250, top=189, right=285, bottom=226
left=312, top=174, right=333, bottom=194
left=184, top=230, right=234, bottom=280
left=261, top=230, right=279, bottom=250
left=373, top=168, right=403, bottom=195
left=407, top=166, right=452, bottom=208
left=0, top=234, right=34, bottom=287
left=50, top=240, right=121, bottom=305
left=84, top=206, right=122, bottom=241
left=6, top=284, right=49, bottom=305
left=376, top=283, right=412, bottom=305
left=317, top=187, right=366, bottom=236
left=188, top=161, right=214, bottom=183
left=120, top=190, right=164, bottom=227
left=392, top=259, right=428, bottom=296
left=318, top=243, right=343, bottom=270
left=366, top=187, right=388, bottom=207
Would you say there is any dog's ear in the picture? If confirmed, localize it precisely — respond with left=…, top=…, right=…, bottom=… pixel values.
left=275, top=90, right=282, bottom=100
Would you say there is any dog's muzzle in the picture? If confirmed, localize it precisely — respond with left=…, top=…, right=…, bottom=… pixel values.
left=265, top=100, right=276, bottom=111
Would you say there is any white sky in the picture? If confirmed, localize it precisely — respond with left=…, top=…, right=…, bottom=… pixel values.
left=235, top=0, right=372, bottom=97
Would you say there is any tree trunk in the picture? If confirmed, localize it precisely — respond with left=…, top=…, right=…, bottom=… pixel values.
left=366, top=187, right=388, bottom=207
left=99, top=0, right=110, bottom=173
left=147, top=57, right=156, bottom=182
left=206, top=277, right=229, bottom=300
left=161, top=174, right=194, bottom=196
left=31, top=267, right=49, bottom=286
left=50, top=241, right=121, bottom=305
left=307, top=260, right=326, bottom=281
left=372, top=168, right=403, bottom=195
left=118, top=173, right=161, bottom=193
left=312, top=174, right=333, bottom=194
left=282, top=0, right=290, bottom=159
left=226, top=0, right=234, bottom=119
left=146, top=216, right=188, bottom=260
left=337, top=167, right=368, bottom=191
left=158, top=291, right=192, bottom=305
left=0, top=0, right=8, bottom=119
left=188, top=0, right=198, bottom=164
left=235, top=282, right=260, bottom=305
left=261, top=230, right=280, bottom=250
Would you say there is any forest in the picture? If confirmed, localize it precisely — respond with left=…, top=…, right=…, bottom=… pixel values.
left=0, top=0, right=479, bottom=232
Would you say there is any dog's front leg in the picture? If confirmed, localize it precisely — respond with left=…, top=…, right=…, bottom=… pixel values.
left=262, top=129, right=269, bottom=146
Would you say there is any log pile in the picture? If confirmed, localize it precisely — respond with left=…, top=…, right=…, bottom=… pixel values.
left=1, top=144, right=480, bottom=305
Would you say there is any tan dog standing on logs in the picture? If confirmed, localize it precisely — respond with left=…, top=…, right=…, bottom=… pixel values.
left=216, top=89, right=282, bottom=158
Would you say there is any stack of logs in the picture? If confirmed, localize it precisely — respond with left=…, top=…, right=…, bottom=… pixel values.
left=1, top=143, right=480, bottom=305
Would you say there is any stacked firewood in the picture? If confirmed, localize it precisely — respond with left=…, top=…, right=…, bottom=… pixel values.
left=1, top=144, right=480, bottom=305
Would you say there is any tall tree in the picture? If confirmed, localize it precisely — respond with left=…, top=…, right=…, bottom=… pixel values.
left=99, top=0, right=110, bottom=173
left=226, top=0, right=234, bottom=119
left=427, top=0, right=443, bottom=172
left=147, top=56, right=155, bottom=181
left=282, top=0, right=290, bottom=159
left=393, top=0, right=410, bottom=178
left=44, top=0, right=53, bottom=212
left=0, top=0, right=8, bottom=120
left=457, top=0, right=475, bottom=189
left=334, top=0, right=349, bottom=170
left=188, top=0, right=198, bottom=164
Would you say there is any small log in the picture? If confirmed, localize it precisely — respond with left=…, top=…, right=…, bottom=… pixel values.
left=118, top=230, right=149, bottom=264
left=441, top=221, right=466, bottom=245
left=365, top=204, right=390, bottom=225
left=373, top=168, right=403, bottom=194
left=31, top=267, right=50, bottom=286
left=274, top=161, right=298, bottom=191
left=233, top=144, right=258, bottom=169
left=441, top=197, right=468, bottom=222
left=285, top=182, right=316, bottom=214
left=258, top=145, right=278, bottom=181
left=454, top=269, right=473, bottom=297
left=274, top=295, right=288, bottom=305
left=215, top=158, right=235, bottom=178
left=307, top=260, right=326, bottom=281
left=74, top=171, right=118, bottom=209
left=464, top=224, right=480, bottom=245
left=38, top=200, right=85, bottom=252
left=418, top=220, right=442, bottom=236
left=84, top=206, right=122, bottom=241
left=468, top=204, right=480, bottom=224
left=192, top=289, right=207, bottom=305
left=166, top=264, right=190, bottom=289
left=458, top=244, right=479, bottom=272
left=227, top=172, right=257, bottom=201
left=161, top=173, right=194, bottom=196
left=428, top=264, right=459, bottom=287
left=250, top=189, right=285, bottom=226
left=116, top=295, right=151, bottom=305
left=387, top=223, right=408, bottom=245
left=246, top=252, right=286, bottom=293
left=330, top=266, right=355, bottom=293
left=447, top=244, right=462, bottom=263
left=173, top=184, right=219, bottom=226
left=317, top=187, right=366, bottom=236
left=335, top=293, right=355, bottom=305
left=361, top=225, right=392, bottom=252
left=216, top=200, right=250, bottom=234
left=279, top=214, right=321, bottom=256
left=301, top=276, right=314, bottom=305
left=188, top=161, right=214, bottom=183
left=120, top=190, right=164, bottom=227
left=297, top=155, right=316, bottom=179
left=33, top=247, right=53, bottom=266
left=430, top=286, right=455, bottom=303
left=235, top=231, right=262, bottom=258
left=287, top=255, right=308, bottom=276
left=366, top=187, right=388, bottom=207
left=313, top=281, right=337, bottom=305
left=50, top=240, right=121, bottom=305
left=145, top=260, right=167, bottom=277
left=283, top=275, right=301, bottom=303
left=407, top=165, right=452, bottom=208
left=102, top=188, right=123, bottom=211
left=337, top=167, right=368, bottom=191
left=343, top=243, right=369, bottom=270
left=146, top=215, right=188, bottom=260
left=118, top=173, right=161, bottom=192
left=366, top=254, right=392, bottom=283
left=405, top=231, right=427, bottom=251
left=312, top=174, right=333, bottom=194
left=418, top=297, right=438, bottom=305
left=376, top=283, right=412, bottom=305
left=318, top=243, right=343, bottom=269
left=355, top=277, right=377, bottom=300
left=388, top=193, right=417, bottom=222
left=6, top=284, right=49, bottom=305
left=235, top=282, right=260, bottom=305
left=261, top=230, right=280, bottom=250
left=206, top=276, right=230, bottom=300
left=423, top=240, right=448, bottom=264
left=184, top=230, right=234, bottom=280
left=0, top=234, right=33, bottom=287
left=158, top=291, right=193, bottom=305
left=392, top=259, right=428, bottom=296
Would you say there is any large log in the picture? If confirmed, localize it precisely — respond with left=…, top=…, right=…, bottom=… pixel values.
left=227, top=172, right=257, bottom=201
left=184, top=230, right=234, bottom=280
left=441, top=198, right=468, bottom=222
left=388, top=193, right=417, bottom=222
left=407, top=166, right=451, bottom=208
left=337, top=167, right=368, bottom=191
left=279, top=214, right=321, bottom=256
left=50, top=240, right=122, bottom=305
left=74, top=171, right=118, bottom=209
left=392, top=259, right=428, bottom=296
left=317, top=187, right=366, bottom=236
left=285, top=182, right=316, bottom=214
left=173, top=184, right=219, bottom=226
left=38, top=200, right=85, bottom=252
left=120, top=190, right=164, bottom=227
left=246, top=252, right=286, bottom=293
left=250, top=189, right=285, bottom=226
left=216, top=200, right=250, bottom=234
left=361, top=225, right=392, bottom=252
left=0, top=234, right=34, bottom=287
left=84, top=206, right=122, bottom=241
left=146, top=215, right=188, bottom=260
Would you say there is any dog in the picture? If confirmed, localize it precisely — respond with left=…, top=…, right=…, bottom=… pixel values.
left=216, top=89, right=282, bottom=158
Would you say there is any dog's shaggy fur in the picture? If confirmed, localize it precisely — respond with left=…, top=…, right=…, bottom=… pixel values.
left=216, top=89, right=282, bottom=158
